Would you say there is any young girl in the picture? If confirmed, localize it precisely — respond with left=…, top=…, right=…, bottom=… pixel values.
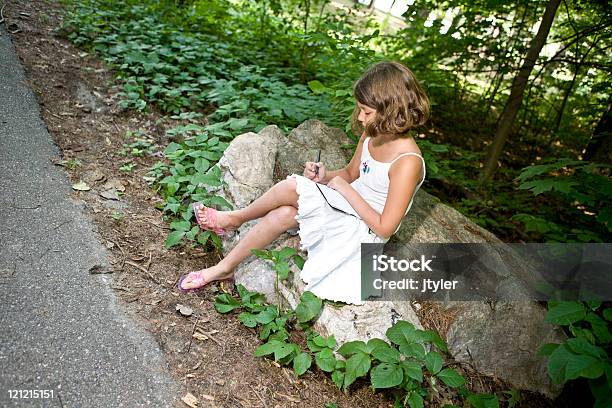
left=178, top=61, right=429, bottom=305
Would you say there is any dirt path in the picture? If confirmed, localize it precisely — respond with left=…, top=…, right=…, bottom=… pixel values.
left=2, top=1, right=394, bottom=407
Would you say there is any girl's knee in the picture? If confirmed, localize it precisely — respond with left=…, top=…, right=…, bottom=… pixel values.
left=279, top=176, right=297, bottom=193
left=270, top=205, right=297, bottom=227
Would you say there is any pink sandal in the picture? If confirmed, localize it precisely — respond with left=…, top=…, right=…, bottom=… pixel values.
left=193, top=202, right=230, bottom=236
left=176, top=271, right=234, bottom=294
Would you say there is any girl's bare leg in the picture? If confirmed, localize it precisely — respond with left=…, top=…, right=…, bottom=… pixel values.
left=197, top=176, right=298, bottom=231
left=180, top=205, right=299, bottom=289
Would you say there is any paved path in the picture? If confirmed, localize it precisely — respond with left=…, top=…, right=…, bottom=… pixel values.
left=0, top=25, right=179, bottom=407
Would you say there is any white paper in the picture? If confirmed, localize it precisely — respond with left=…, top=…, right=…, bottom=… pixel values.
left=315, top=183, right=361, bottom=219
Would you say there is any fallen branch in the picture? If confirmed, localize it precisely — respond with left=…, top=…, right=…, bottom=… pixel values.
left=187, top=316, right=199, bottom=354
left=124, top=260, right=160, bottom=284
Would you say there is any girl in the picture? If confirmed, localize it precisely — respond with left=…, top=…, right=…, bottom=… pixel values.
left=178, top=61, right=429, bottom=305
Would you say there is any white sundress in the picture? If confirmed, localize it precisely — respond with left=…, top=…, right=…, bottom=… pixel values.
left=288, top=137, right=427, bottom=305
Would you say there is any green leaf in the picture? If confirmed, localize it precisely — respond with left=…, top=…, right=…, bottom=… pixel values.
left=603, top=308, right=612, bottom=321
left=344, top=352, right=371, bottom=389
left=164, top=230, right=185, bottom=248
left=386, top=320, right=417, bottom=347
left=255, top=339, right=282, bottom=357
left=400, top=360, right=423, bottom=382
left=585, top=312, right=612, bottom=343
left=538, top=343, right=560, bottom=357
left=308, top=80, right=327, bottom=94
left=251, top=249, right=274, bottom=261
left=371, top=363, right=403, bottom=389
left=467, top=393, right=499, bottom=408
left=277, top=247, right=297, bottom=260
left=337, top=340, right=369, bottom=358
left=214, top=293, right=241, bottom=313
left=255, top=307, right=278, bottom=325
left=437, top=368, right=466, bottom=388
left=590, top=376, right=612, bottom=408
left=315, top=348, right=336, bottom=372
left=399, top=343, right=426, bottom=360
left=565, top=337, right=607, bottom=359
left=545, top=302, right=587, bottom=325
left=407, top=392, right=424, bottom=408
left=295, top=291, right=322, bottom=323
left=313, top=335, right=328, bottom=348
left=259, top=321, right=275, bottom=340
left=371, top=343, right=401, bottom=364
left=238, top=312, right=258, bottom=328
left=565, top=354, right=606, bottom=380
left=326, top=335, right=337, bottom=349
left=548, top=344, right=572, bottom=384
left=332, top=369, right=344, bottom=389
left=273, top=342, right=295, bottom=361
left=293, top=352, right=312, bottom=377
left=425, top=351, right=443, bottom=375
left=274, top=261, right=290, bottom=280
left=293, top=254, right=305, bottom=270
left=415, top=329, right=448, bottom=352
left=170, top=220, right=191, bottom=232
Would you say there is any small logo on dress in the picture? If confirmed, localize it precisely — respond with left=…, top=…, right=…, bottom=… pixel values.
left=361, top=161, right=371, bottom=174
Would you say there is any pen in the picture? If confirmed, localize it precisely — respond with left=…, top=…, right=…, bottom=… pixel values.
left=315, top=149, right=321, bottom=176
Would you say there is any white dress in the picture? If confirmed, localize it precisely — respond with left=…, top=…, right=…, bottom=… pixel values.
left=289, top=137, right=426, bottom=305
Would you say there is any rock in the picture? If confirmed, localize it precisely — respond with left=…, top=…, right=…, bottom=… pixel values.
left=275, top=119, right=353, bottom=180
left=213, top=119, right=564, bottom=398
left=445, top=301, right=563, bottom=397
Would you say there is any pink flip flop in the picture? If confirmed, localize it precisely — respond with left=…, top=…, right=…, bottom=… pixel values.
left=193, top=202, right=229, bottom=236
left=176, top=271, right=234, bottom=294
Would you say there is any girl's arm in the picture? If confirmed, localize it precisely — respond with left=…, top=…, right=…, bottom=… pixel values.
left=328, top=155, right=423, bottom=239
left=318, top=132, right=367, bottom=184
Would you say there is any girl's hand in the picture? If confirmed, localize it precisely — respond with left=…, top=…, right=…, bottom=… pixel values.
left=327, top=176, right=349, bottom=193
left=303, top=161, right=326, bottom=183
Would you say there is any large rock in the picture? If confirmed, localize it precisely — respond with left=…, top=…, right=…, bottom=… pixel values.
left=213, top=119, right=564, bottom=398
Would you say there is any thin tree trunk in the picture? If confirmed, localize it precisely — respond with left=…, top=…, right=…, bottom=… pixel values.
left=482, top=3, right=529, bottom=123
left=480, top=0, right=562, bottom=183
left=299, top=0, right=311, bottom=83
left=552, top=38, right=598, bottom=133
left=583, top=98, right=611, bottom=163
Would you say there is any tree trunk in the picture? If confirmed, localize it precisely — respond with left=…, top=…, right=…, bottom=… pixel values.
left=583, top=99, right=611, bottom=163
left=480, top=0, right=562, bottom=183
left=368, top=0, right=375, bottom=10
left=552, top=38, right=598, bottom=134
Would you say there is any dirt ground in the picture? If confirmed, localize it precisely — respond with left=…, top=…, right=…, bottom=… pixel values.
left=3, top=1, right=555, bottom=407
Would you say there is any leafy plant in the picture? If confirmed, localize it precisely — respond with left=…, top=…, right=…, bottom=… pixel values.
left=539, top=301, right=612, bottom=408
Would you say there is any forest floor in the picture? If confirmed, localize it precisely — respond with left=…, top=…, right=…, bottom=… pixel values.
left=3, top=1, right=555, bottom=407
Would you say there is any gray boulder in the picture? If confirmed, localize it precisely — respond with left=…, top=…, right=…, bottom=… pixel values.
left=212, top=119, right=564, bottom=398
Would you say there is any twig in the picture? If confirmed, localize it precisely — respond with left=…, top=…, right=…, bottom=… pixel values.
left=44, top=108, right=63, bottom=120
left=107, top=239, right=125, bottom=256
left=124, top=260, right=159, bottom=284
left=249, top=384, right=267, bottom=408
left=186, top=316, right=199, bottom=354
left=0, top=4, right=6, bottom=25
left=13, top=204, right=41, bottom=209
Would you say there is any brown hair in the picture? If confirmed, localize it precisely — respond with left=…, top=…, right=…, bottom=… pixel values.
left=351, top=61, right=430, bottom=138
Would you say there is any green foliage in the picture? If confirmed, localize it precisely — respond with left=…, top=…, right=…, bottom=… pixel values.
left=210, top=277, right=502, bottom=406
left=514, top=158, right=612, bottom=237
left=539, top=301, right=612, bottom=406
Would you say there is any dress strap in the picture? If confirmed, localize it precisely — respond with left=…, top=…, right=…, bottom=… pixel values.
left=390, top=152, right=426, bottom=185
left=363, top=137, right=371, bottom=158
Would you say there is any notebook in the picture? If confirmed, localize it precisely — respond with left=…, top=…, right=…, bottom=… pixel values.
left=315, top=183, right=362, bottom=219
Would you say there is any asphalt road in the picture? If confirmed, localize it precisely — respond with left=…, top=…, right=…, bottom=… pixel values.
left=0, top=24, right=179, bottom=408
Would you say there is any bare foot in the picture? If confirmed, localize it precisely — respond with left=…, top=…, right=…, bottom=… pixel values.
left=197, top=208, right=242, bottom=232
left=179, top=265, right=234, bottom=291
